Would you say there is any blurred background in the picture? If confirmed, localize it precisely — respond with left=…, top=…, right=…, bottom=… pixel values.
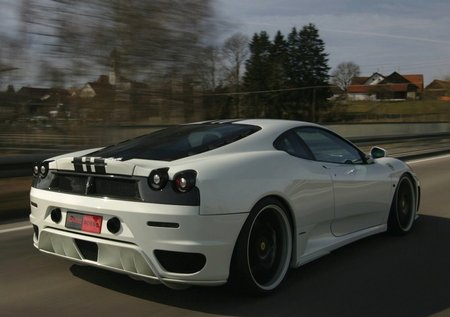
left=0, top=0, right=449, bottom=218
left=1, top=0, right=448, bottom=151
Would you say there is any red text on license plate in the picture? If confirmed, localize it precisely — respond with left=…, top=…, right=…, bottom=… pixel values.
left=66, top=212, right=102, bottom=234
left=81, top=214, right=102, bottom=234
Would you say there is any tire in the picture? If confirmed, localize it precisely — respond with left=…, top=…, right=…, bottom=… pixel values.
left=388, top=175, right=417, bottom=235
left=230, top=198, right=292, bottom=294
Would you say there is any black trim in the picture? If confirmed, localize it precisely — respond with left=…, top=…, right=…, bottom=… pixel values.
left=73, top=157, right=83, bottom=173
left=140, top=179, right=200, bottom=206
left=154, top=250, right=206, bottom=274
left=147, top=221, right=180, bottom=228
left=33, top=225, right=39, bottom=239
left=74, top=239, right=98, bottom=261
left=34, top=171, right=201, bottom=206
left=71, top=157, right=107, bottom=174
left=94, top=158, right=106, bottom=174
left=86, top=157, right=92, bottom=173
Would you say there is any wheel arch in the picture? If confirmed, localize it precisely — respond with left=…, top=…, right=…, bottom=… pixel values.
left=400, top=171, right=420, bottom=212
left=231, top=194, right=298, bottom=270
left=263, top=194, right=296, bottom=235
left=228, top=194, right=297, bottom=292
left=388, top=172, right=418, bottom=235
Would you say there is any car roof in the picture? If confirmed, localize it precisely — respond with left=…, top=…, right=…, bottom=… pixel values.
left=236, top=119, right=320, bottom=130
left=194, top=119, right=320, bottom=131
left=173, top=119, right=325, bottom=160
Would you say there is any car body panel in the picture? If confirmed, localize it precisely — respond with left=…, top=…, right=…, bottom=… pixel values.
left=326, top=161, right=394, bottom=236
left=30, top=187, right=247, bottom=285
left=29, top=119, right=420, bottom=287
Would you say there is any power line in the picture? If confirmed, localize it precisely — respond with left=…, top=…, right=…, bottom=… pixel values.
left=197, top=85, right=334, bottom=97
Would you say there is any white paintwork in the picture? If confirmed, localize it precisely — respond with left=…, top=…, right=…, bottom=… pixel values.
left=30, top=119, right=419, bottom=287
left=347, top=93, right=377, bottom=101
left=364, top=73, right=385, bottom=85
left=325, top=162, right=393, bottom=236
left=30, top=188, right=247, bottom=285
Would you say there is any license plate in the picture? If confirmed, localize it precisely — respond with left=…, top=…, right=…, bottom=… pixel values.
left=65, top=212, right=102, bottom=234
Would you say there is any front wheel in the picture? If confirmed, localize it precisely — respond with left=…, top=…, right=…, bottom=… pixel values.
left=388, top=175, right=417, bottom=235
left=230, top=198, right=292, bottom=294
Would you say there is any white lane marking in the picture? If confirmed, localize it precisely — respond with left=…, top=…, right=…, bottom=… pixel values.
left=0, top=225, right=32, bottom=234
left=407, top=153, right=450, bottom=165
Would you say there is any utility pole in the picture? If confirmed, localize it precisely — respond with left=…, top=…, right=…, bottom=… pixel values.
left=311, top=87, right=316, bottom=122
left=0, top=67, right=19, bottom=90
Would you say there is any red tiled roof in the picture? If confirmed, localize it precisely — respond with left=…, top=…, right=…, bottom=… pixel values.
left=403, top=74, right=424, bottom=92
left=425, top=80, right=450, bottom=91
left=347, top=72, right=423, bottom=95
left=347, top=85, right=370, bottom=93
left=350, top=77, right=369, bottom=85
left=347, top=83, right=411, bottom=94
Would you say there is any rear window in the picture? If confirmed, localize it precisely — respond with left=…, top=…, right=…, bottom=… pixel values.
left=90, top=123, right=261, bottom=161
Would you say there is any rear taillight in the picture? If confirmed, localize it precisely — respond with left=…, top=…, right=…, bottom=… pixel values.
left=148, top=168, right=169, bottom=190
left=32, top=162, right=39, bottom=177
left=173, top=170, right=197, bottom=193
left=33, top=162, right=49, bottom=178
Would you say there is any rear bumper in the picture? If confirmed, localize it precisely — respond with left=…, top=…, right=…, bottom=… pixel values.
left=30, top=188, right=247, bottom=286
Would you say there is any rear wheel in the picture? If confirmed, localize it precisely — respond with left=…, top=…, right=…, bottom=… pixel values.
left=230, top=198, right=292, bottom=294
left=388, top=175, right=416, bottom=235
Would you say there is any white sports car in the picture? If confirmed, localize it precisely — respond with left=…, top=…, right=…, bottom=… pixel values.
left=30, top=119, right=420, bottom=293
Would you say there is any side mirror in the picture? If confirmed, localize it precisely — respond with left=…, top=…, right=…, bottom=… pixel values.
left=370, top=146, right=388, bottom=159
left=365, top=155, right=374, bottom=164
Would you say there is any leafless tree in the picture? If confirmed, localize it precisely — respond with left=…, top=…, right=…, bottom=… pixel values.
left=17, top=0, right=217, bottom=84
left=222, top=33, right=250, bottom=90
left=196, top=46, right=223, bottom=91
left=222, top=33, right=249, bottom=116
left=331, top=61, right=361, bottom=91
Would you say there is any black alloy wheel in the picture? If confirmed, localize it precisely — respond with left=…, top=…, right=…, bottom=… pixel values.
left=388, top=175, right=416, bottom=235
left=231, top=198, right=292, bottom=294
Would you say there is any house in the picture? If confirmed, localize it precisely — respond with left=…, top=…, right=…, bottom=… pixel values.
left=77, top=68, right=204, bottom=123
left=76, top=48, right=205, bottom=123
left=79, top=75, right=114, bottom=99
left=347, top=72, right=424, bottom=101
left=424, top=80, right=450, bottom=101
left=78, top=83, right=96, bottom=98
left=16, top=86, right=71, bottom=116
left=347, top=73, right=385, bottom=101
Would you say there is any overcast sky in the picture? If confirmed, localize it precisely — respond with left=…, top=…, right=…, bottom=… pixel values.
left=216, top=0, right=450, bottom=84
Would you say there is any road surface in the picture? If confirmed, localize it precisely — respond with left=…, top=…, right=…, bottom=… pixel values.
left=1, top=155, right=449, bottom=317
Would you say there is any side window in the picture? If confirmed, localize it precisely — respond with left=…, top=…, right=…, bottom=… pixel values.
left=274, top=130, right=313, bottom=160
left=295, top=127, right=363, bottom=164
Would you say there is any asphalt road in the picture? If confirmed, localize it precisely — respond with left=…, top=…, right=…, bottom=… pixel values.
left=1, top=155, right=449, bottom=317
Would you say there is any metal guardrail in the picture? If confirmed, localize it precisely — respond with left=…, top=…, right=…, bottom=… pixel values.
left=355, top=133, right=450, bottom=158
left=1, top=133, right=450, bottom=179
left=0, top=153, right=65, bottom=178
left=0, top=134, right=93, bottom=150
